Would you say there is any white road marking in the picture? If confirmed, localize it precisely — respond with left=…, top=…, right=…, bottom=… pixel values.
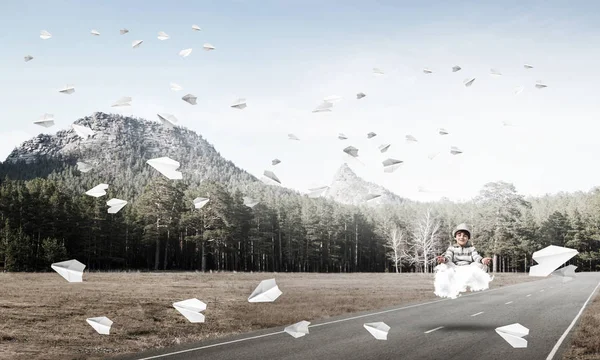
left=425, top=326, right=444, bottom=334
left=505, top=301, right=513, bottom=305
left=546, top=280, right=600, bottom=360
left=471, top=311, right=484, bottom=317
left=134, top=280, right=547, bottom=359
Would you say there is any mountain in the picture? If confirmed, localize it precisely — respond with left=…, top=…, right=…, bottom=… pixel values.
left=324, top=163, right=406, bottom=206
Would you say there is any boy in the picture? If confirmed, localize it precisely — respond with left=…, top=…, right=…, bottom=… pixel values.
left=436, top=223, right=492, bottom=270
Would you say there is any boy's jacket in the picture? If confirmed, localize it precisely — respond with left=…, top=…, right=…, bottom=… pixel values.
left=442, top=241, right=483, bottom=266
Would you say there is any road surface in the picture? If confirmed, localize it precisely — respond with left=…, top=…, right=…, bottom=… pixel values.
left=118, top=272, right=600, bottom=360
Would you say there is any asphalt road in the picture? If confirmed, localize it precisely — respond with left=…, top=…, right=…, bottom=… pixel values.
left=119, top=272, right=600, bottom=360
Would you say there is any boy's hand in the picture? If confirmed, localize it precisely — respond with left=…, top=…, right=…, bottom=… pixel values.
left=482, top=257, right=492, bottom=265
left=436, top=256, right=446, bottom=264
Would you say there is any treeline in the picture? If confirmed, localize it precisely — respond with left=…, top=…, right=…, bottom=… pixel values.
left=0, top=176, right=599, bottom=273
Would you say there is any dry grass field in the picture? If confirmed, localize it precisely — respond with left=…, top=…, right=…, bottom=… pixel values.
left=562, top=290, right=600, bottom=360
left=0, top=272, right=551, bottom=360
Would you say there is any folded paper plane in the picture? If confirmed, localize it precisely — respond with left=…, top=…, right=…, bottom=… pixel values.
left=406, top=135, right=418, bottom=142
left=170, top=83, right=183, bottom=91
left=72, top=124, right=95, bottom=138
left=203, top=43, right=215, bottom=51
left=111, top=96, right=132, bottom=107
left=243, top=197, right=259, bottom=208
left=157, top=31, right=170, bottom=40
left=248, top=278, right=283, bottom=302
left=40, top=30, right=52, bottom=40
left=24, top=55, right=34, bottom=62
left=438, top=128, right=449, bottom=135
left=373, top=68, right=384, bottom=76
left=423, top=68, right=433, bottom=74
left=132, top=40, right=143, bottom=48
left=192, top=25, right=201, bottom=31
left=365, top=194, right=381, bottom=202
left=450, top=146, right=463, bottom=155
left=179, top=48, right=192, bottom=57
left=85, top=183, right=109, bottom=198
left=231, top=98, right=247, bottom=109
left=356, top=92, right=366, bottom=99
left=529, top=245, right=578, bottom=277
left=379, top=144, right=390, bottom=153
left=193, top=197, right=210, bottom=209
left=86, top=317, right=113, bottom=335
left=284, top=321, right=311, bottom=338
left=464, top=78, right=476, bottom=87
left=147, top=157, right=182, bottom=180
left=382, top=159, right=403, bottom=173
left=107, top=198, right=127, bottom=214
left=338, top=133, right=348, bottom=140
left=51, top=259, right=86, bottom=282
left=514, top=86, right=524, bottom=95
left=173, top=298, right=207, bottom=323
left=182, top=93, right=197, bottom=105
left=452, top=65, right=461, bottom=72
left=91, top=29, right=100, bottom=36
left=157, top=113, right=178, bottom=128
left=313, top=101, right=333, bottom=113
left=367, top=132, right=377, bottom=139
left=59, top=85, right=75, bottom=94
left=271, top=159, right=281, bottom=166
left=34, top=113, right=54, bottom=128
left=524, top=64, right=534, bottom=69
left=288, top=134, right=300, bottom=141
left=262, top=170, right=281, bottom=185
left=343, top=146, right=359, bottom=158
left=490, top=68, right=502, bottom=76
left=495, top=323, right=529, bottom=348
left=120, top=29, right=129, bottom=35
left=77, top=161, right=93, bottom=173
left=364, top=322, right=390, bottom=340
left=535, top=81, right=547, bottom=89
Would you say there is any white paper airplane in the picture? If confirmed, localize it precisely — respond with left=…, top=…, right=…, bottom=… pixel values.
left=40, top=30, right=52, bottom=40
left=438, top=128, right=449, bottom=135
left=24, top=55, right=34, bottom=62
left=367, top=132, right=377, bottom=139
left=262, top=170, right=281, bottom=186
left=530, top=245, right=578, bottom=277
left=248, top=278, right=283, bottom=302
left=288, top=134, right=300, bottom=141
left=535, top=81, right=547, bottom=89
left=423, top=68, right=433, bottom=74
left=192, top=25, right=202, bottom=31
left=193, top=197, right=210, bottom=209
left=157, top=113, right=178, bottom=128
left=343, top=146, right=359, bottom=158
left=132, top=40, right=143, bottom=48
left=379, top=144, right=391, bottom=153
left=59, top=85, right=75, bottom=94
left=243, top=197, right=259, bottom=208
left=157, top=31, right=170, bottom=40
left=364, top=322, right=390, bottom=340
left=452, top=65, right=462, bottom=72
left=173, top=298, right=207, bottom=323
left=182, top=93, right=197, bottom=105
left=34, top=113, right=54, bottom=128
left=490, top=68, right=502, bottom=77
left=107, top=198, right=127, bottom=214
left=514, top=86, right=524, bottom=95
left=85, top=183, right=109, bottom=198
left=72, top=124, right=95, bottom=138
left=373, top=68, right=384, bottom=76
left=77, top=161, right=93, bottom=173
left=91, top=29, right=100, bottom=36
left=524, top=64, right=534, bottom=69
left=450, top=146, right=463, bottom=155
left=313, top=101, right=333, bottom=113
left=170, top=83, right=183, bottom=91
left=86, top=317, right=113, bottom=335
left=406, top=135, right=418, bottom=142
left=495, top=323, right=529, bottom=348
left=464, top=78, right=476, bottom=87
left=111, top=96, right=132, bottom=107
left=203, top=43, right=215, bottom=51
left=357, top=92, right=366, bottom=99
left=51, top=259, right=86, bottom=282
left=284, top=321, right=311, bottom=338
left=120, top=29, right=129, bottom=35
left=338, top=133, right=348, bottom=140
left=382, top=159, right=403, bottom=173
left=147, top=157, right=182, bottom=180
left=179, top=48, right=192, bottom=57
left=231, top=98, right=247, bottom=109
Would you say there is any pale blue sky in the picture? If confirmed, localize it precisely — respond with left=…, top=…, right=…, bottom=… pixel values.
left=1, top=0, right=600, bottom=202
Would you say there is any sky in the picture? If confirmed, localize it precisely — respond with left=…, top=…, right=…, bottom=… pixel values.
left=1, top=0, right=600, bottom=202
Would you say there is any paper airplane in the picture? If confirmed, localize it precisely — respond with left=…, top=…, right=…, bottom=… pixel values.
left=379, top=144, right=391, bottom=153
left=111, top=96, right=132, bottom=107
left=59, top=85, right=75, bottom=94
left=464, top=78, right=476, bottom=87
left=157, top=113, right=178, bottom=128
left=382, top=159, right=403, bottom=173
left=34, top=113, right=54, bottom=128
left=284, top=321, right=311, bottom=338
left=243, top=197, right=259, bottom=208
left=406, top=135, right=418, bottom=142
left=203, top=43, right=215, bottom=51
left=192, top=24, right=202, bottom=31
left=343, top=146, right=359, bottom=158
left=365, top=194, right=381, bottom=202
left=120, top=29, right=129, bottom=35
left=170, top=83, right=183, bottom=91
left=438, top=128, right=449, bottom=135
left=288, top=134, right=300, bottom=141
left=147, top=157, right=183, bottom=180
left=40, top=30, right=52, bottom=40
left=231, top=98, right=247, bottom=109
left=452, top=65, right=461, bottom=72
left=132, top=40, right=143, bottom=48
left=77, top=161, right=93, bottom=173
left=262, top=170, right=281, bottom=185
left=427, top=152, right=440, bottom=160
left=86, top=317, right=113, bottom=335
left=107, top=198, right=127, bottom=214
left=367, top=132, right=377, bottom=139
left=85, top=184, right=109, bottom=198
left=271, top=159, right=281, bottom=166
left=338, top=133, right=348, bottom=140
left=495, top=323, right=529, bottom=348
left=357, top=92, right=366, bottom=99
left=364, top=322, right=390, bottom=340
left=157, top=31, right=170, bottom=40
left=173, top=298, right=207, bottom=323
left=552, top=265, right=577, bottom=282
left=24, top=55, right=34, bottom=62
left=514, top=86, right=524, bottom=95
left=313, top=101, right=333, bottom=113
left=373, top=68, right=384, bottom=76
left=307, top=186, right=328, bottom=198
left=182, top=94, right=197, bottom=105
left=524, top=64, right=534, bottom=69
left=248, top=278, right=283, bottom=302
left=450, top=146, right=463, bottom=155
left=91, top=29, right=100, bottom=36
left=490, top=68, right=502, bottom=77
left=529, top=245, right=578, bottom=277
left=179, top=48, right=193, bottom=57
left=535, top=81, right=547, bottom=89
left=423, top=68, right=433, bottom=74
left=72, top=124, right=95, bottom=138
left=51, top=259, right=86, bottom=282
left=193, top=197, right=210, bottom=209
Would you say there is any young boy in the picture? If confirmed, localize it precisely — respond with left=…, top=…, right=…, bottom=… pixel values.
left=436, top=223, right=492, bottom=270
